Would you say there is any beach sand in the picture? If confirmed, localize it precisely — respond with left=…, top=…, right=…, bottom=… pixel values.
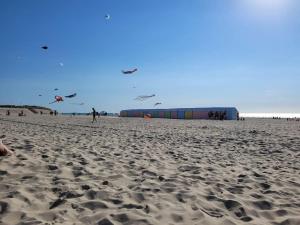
left=0, top=114, right=299, bottom=225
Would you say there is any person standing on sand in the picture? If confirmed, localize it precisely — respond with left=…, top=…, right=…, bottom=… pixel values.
left=92, top=108, right=97, bottom=123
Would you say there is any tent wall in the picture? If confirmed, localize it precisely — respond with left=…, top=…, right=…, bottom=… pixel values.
left=185, top=111, right=193, bottom=119
left=164, top=111, right=171, bottom=119
left=171, top=111, right=178, bottom=119
left=120, top=107, right=239, bottom=120
left=152, top=111, right=159, bottom=118
left=193, top=111, right=209, bottom=119
left=177, top=111, right=185, bottom=119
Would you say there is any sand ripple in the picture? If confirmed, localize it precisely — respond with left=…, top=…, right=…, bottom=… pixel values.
left=0, top=115, right=299, bottom=225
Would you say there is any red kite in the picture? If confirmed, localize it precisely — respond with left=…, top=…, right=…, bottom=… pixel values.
left=49, top=96, right=64, bottom=104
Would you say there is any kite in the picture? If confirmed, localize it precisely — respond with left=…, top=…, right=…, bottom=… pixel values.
left=38, top=94, right=42, bottom=97
left=54, top=88, right=59, bottom=91
left=154, top=102, right=162, bottom=107
left=70, top=102, right=84, bottom=106
left=49, top=96, right=63, bottom=104
left=105, top=14, right=111, bottom=20
left=134, top=94, right=155, bottom=101
left=122, top=68, right=138, bottom=75
left=41, top=46, right=48, bottom=50
left=65, top=93, right=77, bottom=98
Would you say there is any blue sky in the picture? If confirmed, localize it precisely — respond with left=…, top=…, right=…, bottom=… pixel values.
left=0, top=0, right=299, bottom=113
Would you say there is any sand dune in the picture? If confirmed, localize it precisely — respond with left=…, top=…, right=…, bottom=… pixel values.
left=0, top=115, right=299, bottom=225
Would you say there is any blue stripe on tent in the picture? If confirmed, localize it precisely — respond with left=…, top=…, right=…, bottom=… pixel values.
left=178, top=111, right=185, bottom=119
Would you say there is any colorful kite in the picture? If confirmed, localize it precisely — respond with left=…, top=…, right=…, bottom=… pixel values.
left=70, top=102, right=84, bottom=105
left=49, top=96, right=63, bottom=104
left=65, top=93, right=77, bottom=98
left=122, top=68, right=138, bottom=75
left=135, top=94, right=155, bottom=101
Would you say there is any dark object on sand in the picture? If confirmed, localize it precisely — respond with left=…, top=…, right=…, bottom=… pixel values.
left=18, top=110, right=25, bottom=117
left=49, top=198, right=66, bottom=209
left=81, top=184, right=90, bottom=190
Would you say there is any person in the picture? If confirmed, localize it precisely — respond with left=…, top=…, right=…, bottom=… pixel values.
left=6, top=110, right=10, bottom=116
left=208, top=111, right=213, bottom=119
left=0, top=139, right=13, bottom=156
left=215, top=111, right=219, bottom=120
left=92, top=108, right=97, bottom=123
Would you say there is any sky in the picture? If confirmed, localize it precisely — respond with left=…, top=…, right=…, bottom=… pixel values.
left=0, top=0, right=300, bottom=113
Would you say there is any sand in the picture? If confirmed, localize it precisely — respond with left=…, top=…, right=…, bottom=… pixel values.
left=0, top=114, right=299, bottom=225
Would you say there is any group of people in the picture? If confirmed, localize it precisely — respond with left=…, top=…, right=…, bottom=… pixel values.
left=5, top=109, right=58, bottom=116
left=5, top=110, right=25, bottom=117
left=208, top=111, right=227, bottom=120
left=49, top=110, right=58, bottom=116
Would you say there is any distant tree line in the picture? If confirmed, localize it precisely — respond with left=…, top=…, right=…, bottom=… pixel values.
left=0, top=105, right=52, bottom=111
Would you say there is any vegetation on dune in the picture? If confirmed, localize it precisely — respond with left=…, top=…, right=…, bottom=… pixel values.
left=0, top=105, right=52, bottom=111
